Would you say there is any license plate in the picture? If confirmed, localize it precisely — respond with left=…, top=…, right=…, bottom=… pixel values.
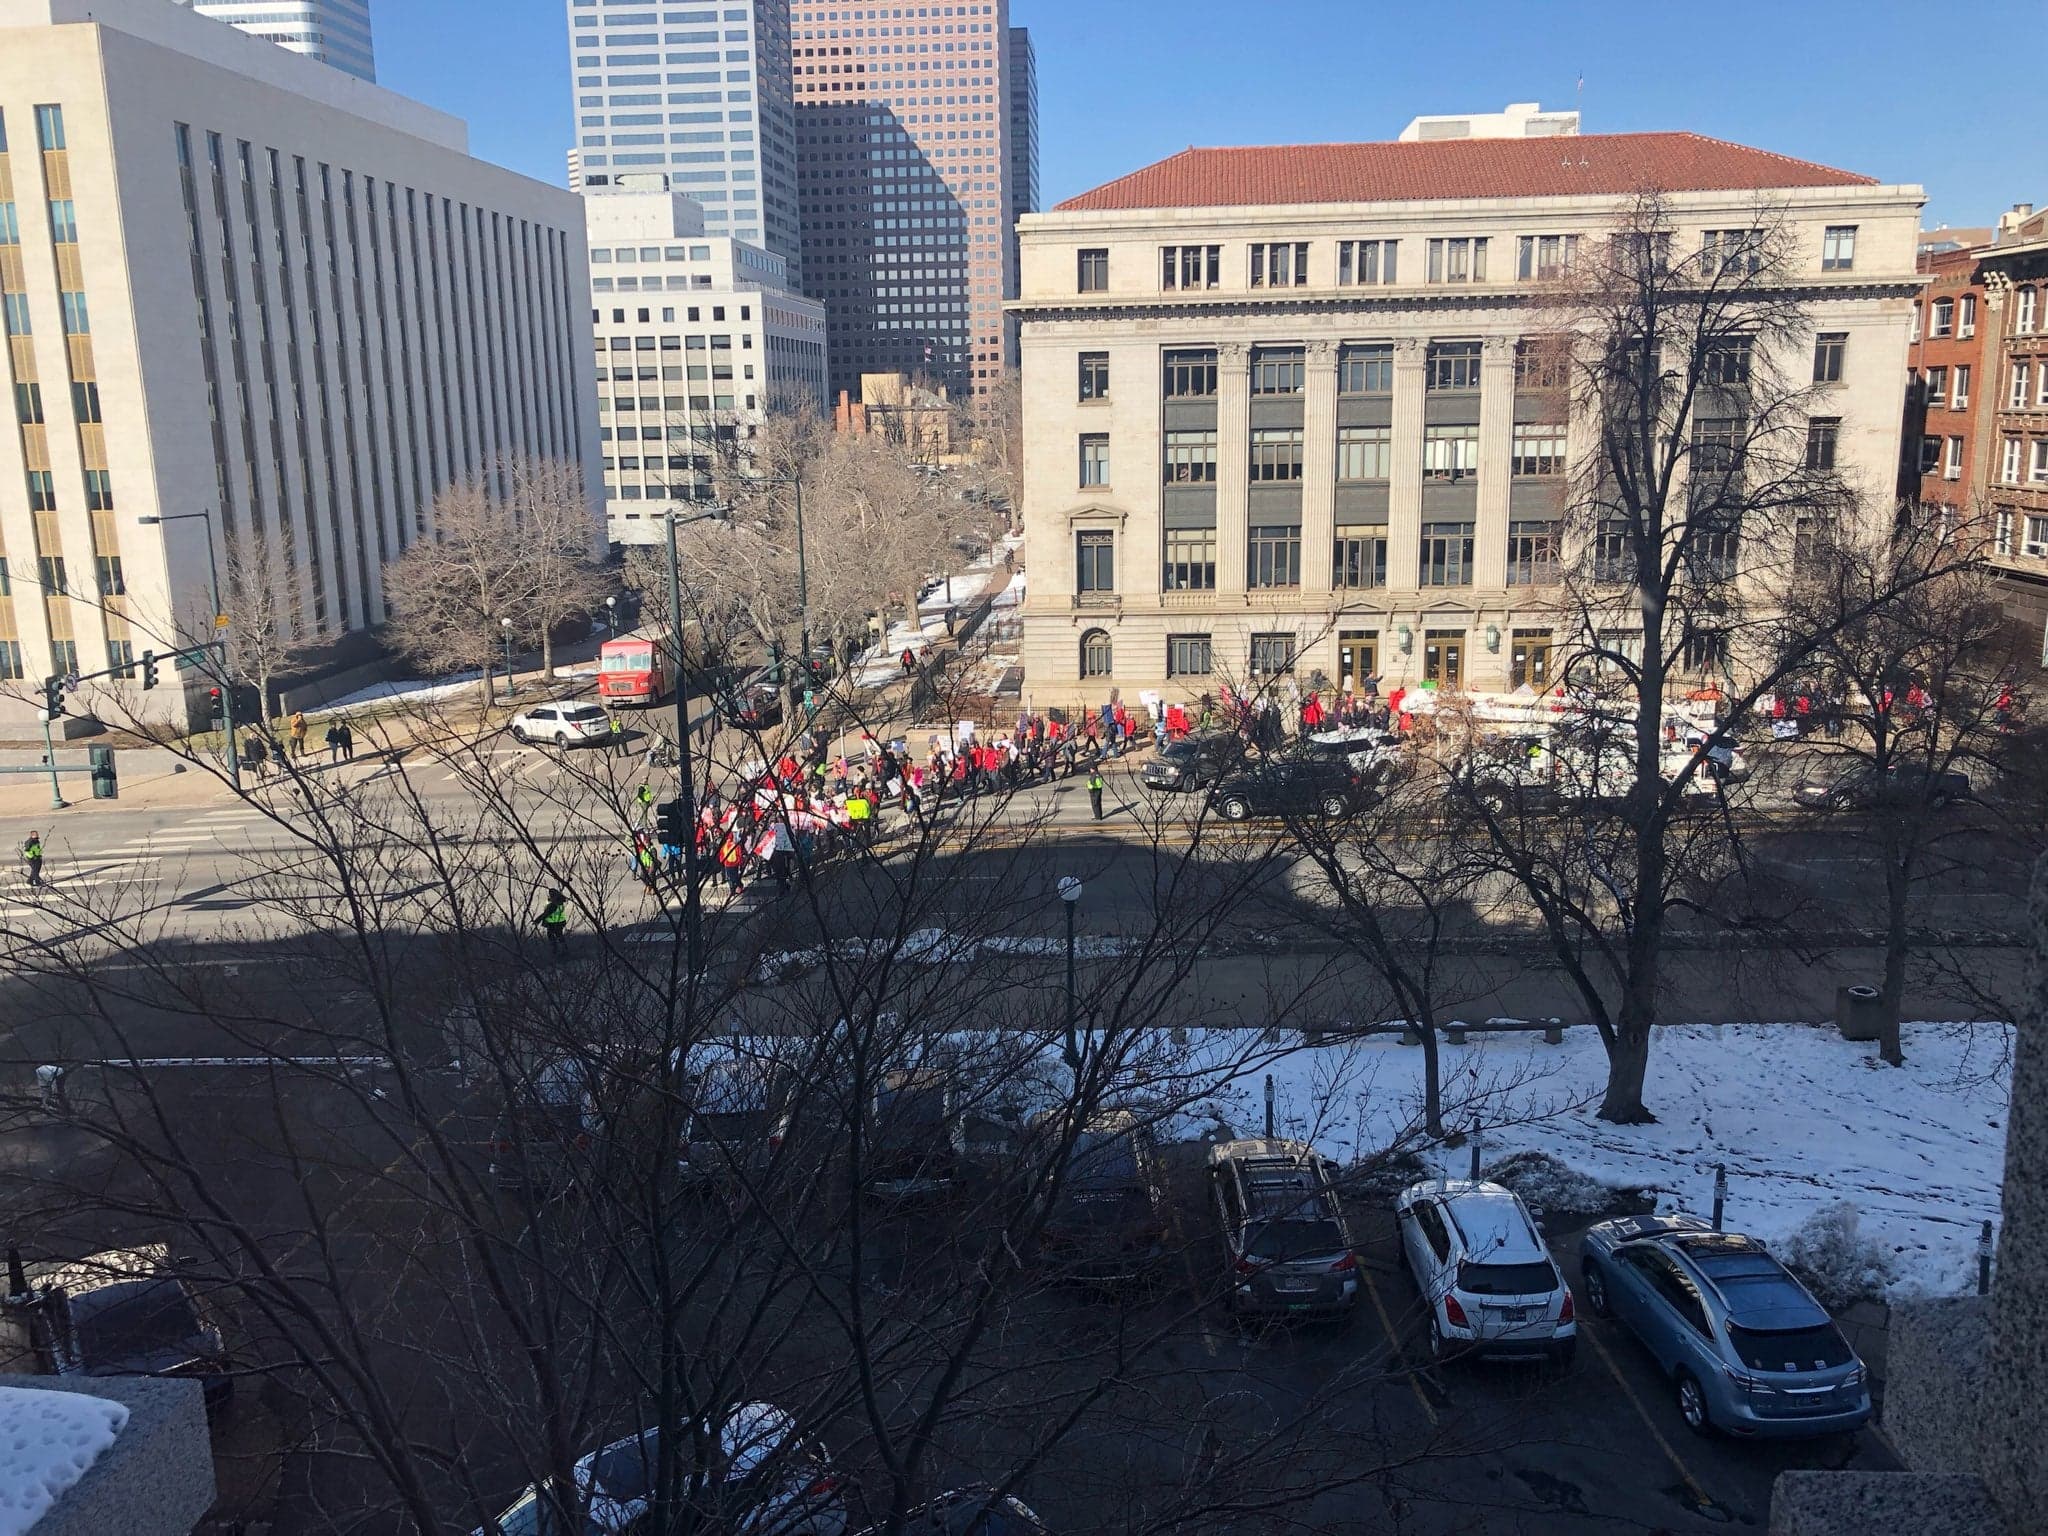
left=1501, top=1308, right=1528, bottom=1323
left=1288, top=1303, right=1311, bottom=1312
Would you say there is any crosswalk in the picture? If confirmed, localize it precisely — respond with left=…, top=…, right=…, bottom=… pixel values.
left=1, top=805, right=275, bottom=906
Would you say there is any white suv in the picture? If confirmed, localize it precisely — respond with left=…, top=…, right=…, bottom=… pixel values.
left=508, top=701, right=614, bottom=748
left=1395, top=1178, right=1576, bottom=1367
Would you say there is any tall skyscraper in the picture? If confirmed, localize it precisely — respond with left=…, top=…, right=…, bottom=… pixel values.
left=790, top=0, right=1037, bottom=399
left=566, top=0, right=802, bottom=287
left=175, top=0, right=375, bottom=81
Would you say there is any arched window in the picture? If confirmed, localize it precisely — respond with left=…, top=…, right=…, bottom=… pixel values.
left=1080, top=628, right=1112, bottom=678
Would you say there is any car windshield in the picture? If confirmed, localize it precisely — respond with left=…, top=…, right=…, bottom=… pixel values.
left=71, top=1278, right=202, bottom=1364
left=489, top=1485, right=589, bottom=1536
left=590, top=1430, right=657, bottom=1503
left=1455, top=1260, right=1557, bottom=1296
left=1065, top=1131, right=1138, bottom=1188
left=1726, top=1322, right=1854, bottom=1372
left=1246, top=1218, right=1346, bottom=1261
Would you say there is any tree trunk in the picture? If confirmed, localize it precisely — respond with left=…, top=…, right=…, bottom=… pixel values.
left=541, top=626, right=556, bottom=681
left=1418, top=1015, right=1445, bottom=1141
left=1599, top=897, right=1665, bottom=1124
left=482, top=659, right=497, bottom=711
left=1879, top=843, right=1910, bottom=1067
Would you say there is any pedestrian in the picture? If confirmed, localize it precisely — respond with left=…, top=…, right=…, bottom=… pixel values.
left=610, top=708, right=630, bottom=759
left=535, top=888, right=569, bottom=958
left=339, top=721, right=356, bottom=761
left=718, top=830, right=746, bottom=895
left=634, top=836, right=659, bottom=895
left=288, top=710, right=309, bottom=758
left=1087, top=767, right=1106, bottom=821
left=900, top=646, right=917, bottom=676
left=635, top=782, right=655, bottom=817
left=246, top=731, right=269, bottom=780
left=325, top=724, right=343, bottom=764
left=21, top=829, right=44, bottom=889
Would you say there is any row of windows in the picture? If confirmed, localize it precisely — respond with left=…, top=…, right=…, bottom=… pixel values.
left=1075, top=226, right=1861, bottom=293
left=1076, top=422, right=1568, bottom=488
left=1997, top=437, right=2048, bottom=487
left=1080, top=341, right=1574, bottom=404
left=1076, top=627, right=1597, bottom=688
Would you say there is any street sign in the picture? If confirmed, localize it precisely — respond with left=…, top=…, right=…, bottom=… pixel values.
left=62, top=671, right=80, bottom=695
left=213, top=614, right=230, bottom=630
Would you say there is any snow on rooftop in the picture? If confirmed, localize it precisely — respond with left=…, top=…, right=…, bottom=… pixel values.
left=0, top=1385, right=130, bottom=1536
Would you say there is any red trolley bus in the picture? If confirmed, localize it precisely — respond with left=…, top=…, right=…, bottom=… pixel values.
left=597, top=635, right=673, bottom=707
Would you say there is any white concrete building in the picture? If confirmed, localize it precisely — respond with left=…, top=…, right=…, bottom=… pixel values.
left=1398, top=101, right=1578, bottom=143
left=1012, top=132, right=1924, bottom=705
left=0, top=0, right=598, bottom=726
left=174, top=0, right=376, bottom=81
left=586, top=183, right=825, bottom=546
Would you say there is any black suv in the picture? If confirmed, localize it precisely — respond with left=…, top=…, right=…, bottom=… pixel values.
left=1792, top=760, right=1971, bottom=811
left=1208, top=759, right=1367, bottom=821
left=1208, top=1139, right=1358, bottom=1318
left=1141, top=734, right=1243, bottom=792
left=1, top=1245, right=234, bottom=1409
left=1032, top=1111, right=1169, bottom=1285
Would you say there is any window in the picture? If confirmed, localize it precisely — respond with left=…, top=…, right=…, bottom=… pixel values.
left=2012, top=362, right=2034, bottom=409
left=1680, top=630, right=1726, bottom=676
left=1701, top=335, right=1753, bottom=386
left=1163, top=430, right=1217, bottom=483
left=25, top=470, right=55, bottom=511
left=1931, top=297, right=1954, bottom=338
left=1337, top=425, right=1391, bottom=481
left=1422, top=424, right=1479, bottom=481
left=1076, top=248, right=1108, bottom=292
left=1338, top=343, right=1393, bottom=394
left=1163, top=528, right=1216, bottom=590
left=106, top=639, right=135, bottom=680
left=1425, top=236, right=1487, bottom=284
left=1506, top=521, right=1557, bottom=585
left=1247, top=525, right=1301, bottom=588
left=1, top=294, right=29, bottom=336
left=1805, top=417, right=1840, bottom=472
left=1078, top=351, right=1109, bottom=402
left=1701, top=228, right=1763, bottom=276
left=1954, top=365, right=1972, bottom=407
left=2017, top=287, right=2037, bottom=334
left=1995, top=510, right=2013, bottom=555
left=1248, top=633, right=1296, bottom=675
left=59, top=291, right=88, bottom=334
left=1423, top=630, right=1464, bottom=688
left=34, top=105, right=65, bottom=151
left=38, top=555, right=66, bottom=594
left=1910, top=304, right=1922, bottom=343
left=49, top=638, right=76, bottom=679
left=1793, top=514, right=1837, bottom=565
left=1510, top=630, right=1553, bottom=689
left=1516, top=233, right=1578, bottom=280
left=1166, top=634, right=1212, bottom=677
left=1079, top=433, right=1110, bottom=487
left=83, top=468, right=113, bottom=510
left=1161, top=244, right=1219, bottom=291
left=1945, top=437, right=1964, bottom=481
left=1512, top=423, right=1566, bottom=477
left=1690, top=521, right=1740, bottom=582
left=2034, top=441, right=2048, bottom=484
left=1251, top=347, right=1304, bottom=395
left=2004, top=437, right=2024, bottom=485
left=1333, top=527, right=1387, bottom=589
left=1426, top=340, right=1482, bottom=391
left=1250, top=427, right=1304, bottom=482
left=1821, top=225, right=1857, bottom=271
left=1812, top=332, right=1845, bottom=385
left=1960, top=294, right=1978, bottom=338
left=1419, top=521, right=1475, bottom=585
left=1163, top=348, right=1216, bottom=398
left=14, top=382, right=42, bottom=424
left=1918, top=435, right=1943, bottom=475
left=1593, top=520, right=1632, bottom=583
left=94, top=554, right=124, bottom=596
left=0, top=640, right=20, bottom=682
left=71, top=381, right=100, bottom=422
left=1076, top=530, right=1114, bottom=592
left=46, top=200, right=76, bottom=243
left=1338, top=239, right=1397, bottom=285
left=1080, top=628, right=1112, bottom=677
left=2025, top=516, right=2048, bottom=559
left=1924, top=366, right=1948, bottom=407
left=1515, top=338, right=1569, bottom=390
left=1338, top=632, right=1378, bottom=689
left=1250, top=241, right=1309, bottom=288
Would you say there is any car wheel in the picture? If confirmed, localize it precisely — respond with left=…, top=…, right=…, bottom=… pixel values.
left=510, top=726, right=528, bottom=744
left=1675, top=1370, right=1714, bottom=1436
left=554, top=732, right=572, bottom=749
left=1427, top=1310, right=1451, bottom=1362
left=1218, top=796, right=1251, bottom=822
left=1582, top=1261, right=1612, bottom=1318
left=1319, top=793, right=1348, bottom=817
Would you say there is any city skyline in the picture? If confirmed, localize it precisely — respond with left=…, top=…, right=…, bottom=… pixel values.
left=374, top=0, right=2043, bottom=232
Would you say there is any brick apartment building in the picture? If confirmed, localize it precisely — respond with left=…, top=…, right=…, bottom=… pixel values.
left=1900, top=247, right=1989, bottom=508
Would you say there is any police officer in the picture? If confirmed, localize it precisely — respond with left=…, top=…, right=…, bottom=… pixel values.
left=535, top=888, right=569, bottom=957
left=1087, top=769, right=1106, bottom=822
left=21, top=830, right=44, bottom=889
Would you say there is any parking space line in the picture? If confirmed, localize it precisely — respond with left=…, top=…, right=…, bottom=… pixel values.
left=1580, top=1323, right=1723, bottom=1518
left=1359, top=1265, right=1438, bottom=1427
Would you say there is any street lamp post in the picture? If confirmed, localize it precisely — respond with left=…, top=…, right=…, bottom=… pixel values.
left=663, top=505, right=729, bottom=974
left=1058, top=875, right=1084, bottom=1070
left=500, top=618, right=516, bottom=699
left=137, top=511, right=240, bottom=793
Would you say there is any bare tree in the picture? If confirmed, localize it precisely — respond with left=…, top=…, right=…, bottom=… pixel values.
left=504, top=453, right=607, bottom=681
left=221, top=530, right=316, bottom=727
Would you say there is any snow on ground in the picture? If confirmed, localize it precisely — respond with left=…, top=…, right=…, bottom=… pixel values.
left=313, top=671, right=485, bottom=714
left=1194, top=1021, right=2010, bottom=1301
left=0, top=1385, right=129, bottom=1536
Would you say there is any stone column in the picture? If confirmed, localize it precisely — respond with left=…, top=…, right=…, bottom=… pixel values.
left=1385, top=337, right=1427, bottom=595
left=1472, top=336, right=1516, bottom=589
left=1215, top=341, right=1250, bottom=593
left=1301, top=339, right=1338, bottom=595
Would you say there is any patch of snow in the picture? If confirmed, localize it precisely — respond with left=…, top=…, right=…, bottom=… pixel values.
left=314, top=670, right=484, bottom=714
left=0, top=1385, right=129, bottom=1536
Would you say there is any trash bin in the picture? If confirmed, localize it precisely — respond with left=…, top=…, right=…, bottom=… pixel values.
left=88, top=744, right=118, bottom=801
left=1835, top=984, right=1883, bottom=1042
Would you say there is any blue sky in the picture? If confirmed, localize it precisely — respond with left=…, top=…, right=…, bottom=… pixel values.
left=375, top=0, right=2041, bottom=231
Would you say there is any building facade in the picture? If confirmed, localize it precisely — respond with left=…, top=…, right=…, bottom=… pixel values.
left=565, top=0, right=802, bottom=286
left=0, top=0, right=598, bottom=725
left=1900, top=245, right=1990, bottom=513
left=174, top=0, right=375, bottom=81
left=1012, top=133, right=1923, bottom=704
left=790, top=0, right=1034, bottom=399
left=1978, top=233, right=2048, bottom=646
left=587, top=185, right=825, bottom=545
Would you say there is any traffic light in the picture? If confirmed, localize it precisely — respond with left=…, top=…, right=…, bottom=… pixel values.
left=42, top=675, right=64, bottom=721
left=140, top=650, right=160, bottom=691
left=207, top=686, right=224, bottom=722
left=656, top=798, right=686, bottom=848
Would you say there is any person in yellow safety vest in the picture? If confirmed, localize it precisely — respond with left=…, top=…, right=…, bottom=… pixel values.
left=1087, top=769, right=1106, bottom=821
left=21, top=830, right=45, bottom=888
left=846, top=787, right=873, bottom=844
left=535, top=889, right=569, bottom=957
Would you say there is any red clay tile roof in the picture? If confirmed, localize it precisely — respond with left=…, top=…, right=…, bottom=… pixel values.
left=1052, top=133, right=1878, bottom=213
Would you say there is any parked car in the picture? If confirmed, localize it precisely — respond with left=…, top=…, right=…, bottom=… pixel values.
left=1301, top=727, right=1406, bottom=786
left=1140, top=734, right=1243, bottom=792
left=509, top=701, right=615, bottom=748
left=676, top=1042, right=794, bottom=1185
left=1394, top=1179, right=1576, bottom=1366
left=1208, top=1138, right=1358, bottom=1319
left=473, top=1401, right=847, bottom=1536
left=722, top=681, right=785, bottom=730
left=1208, top=759, right=1368, bottom=822
left=850, top=1489, right=1051, bottom=1535
left=0, top=1244, right=234, bottom=1409
left=1580, top=1215, right=1870, bottom=1438
left=1791, top=760, right=1971, bottom=811
left=1033, top=1111, right=1169, bottom=1285
left=865, top=1068, right=967, bottom=1200
left=488, top=1058, right=597, bottom=1193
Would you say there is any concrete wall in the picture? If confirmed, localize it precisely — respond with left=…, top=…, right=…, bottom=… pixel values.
left=18, top=1374, right=215, bottom=1536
